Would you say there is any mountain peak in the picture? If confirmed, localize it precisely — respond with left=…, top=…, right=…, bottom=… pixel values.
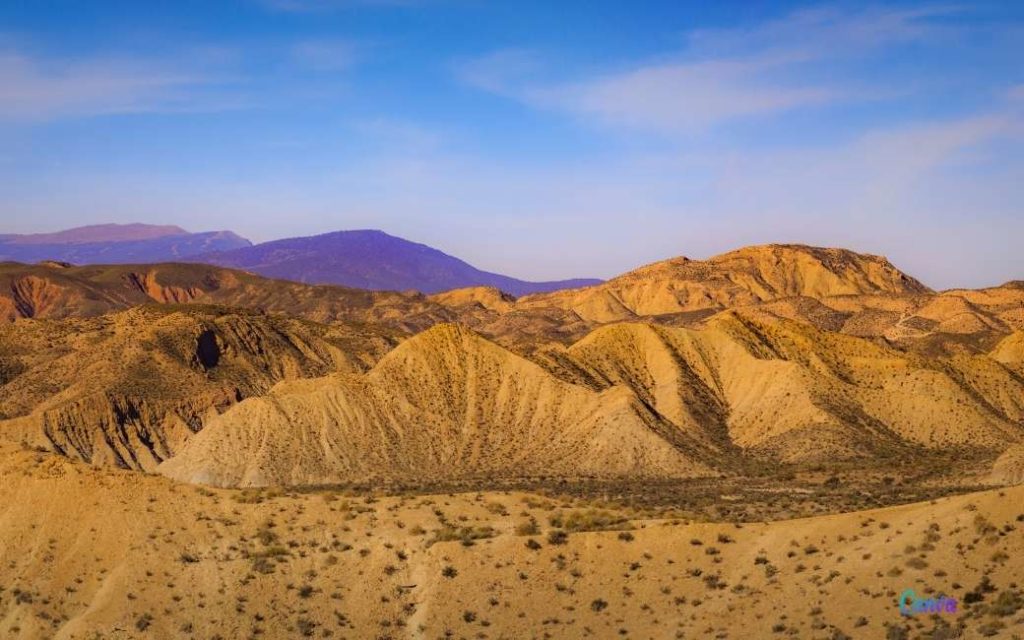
left=706, top=243, right=930, bottom=294
left=0, top=224, right=251, bottom=265
left=194, top=229, right=602, bottom=295
left=2, top=223, right=190, bottom=245
left=520, top=243, right=930, bottom=322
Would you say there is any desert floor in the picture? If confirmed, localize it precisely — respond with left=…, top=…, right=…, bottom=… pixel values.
left=1, top=444, right=1022, bottom=639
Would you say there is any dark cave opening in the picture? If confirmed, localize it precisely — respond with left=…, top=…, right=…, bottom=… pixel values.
left=196, top=330, right=221, bottom=370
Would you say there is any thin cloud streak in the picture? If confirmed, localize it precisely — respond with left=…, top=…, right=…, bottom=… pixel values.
left=459, top=5, right=968, bottom=134
left=290, top=39, right=360, bottom=71
left=0, top=38, right=370, bottom=122
left=0, top=51, right=238, bottom=121
left=683, top=4, right=965, bottom=58
left=532, top=58, right=840, bottom=134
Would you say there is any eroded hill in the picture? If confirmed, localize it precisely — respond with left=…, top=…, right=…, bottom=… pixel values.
left=0, top=306, right=400, bottom=470
left=0, top=262, right=454, bottom=331
left=516, top=244, right=931, bottom=322
left=2, top=241, right=1024, bottom=639
left=158, top=324, right=716, bottom=487
left=157, top=314, right=1024, bottom=487
left=1, top=243, right=1022, bottom=488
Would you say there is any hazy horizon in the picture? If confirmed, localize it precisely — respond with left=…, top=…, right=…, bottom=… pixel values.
left=3, top=0, right=1023, bottom=289
left=5, top=221, right=1018, bottom=291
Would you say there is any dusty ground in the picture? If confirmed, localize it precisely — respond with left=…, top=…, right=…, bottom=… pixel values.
left=2, top=245, right=1023, bottom=639
left=1, top=444, right=1022, bottom=640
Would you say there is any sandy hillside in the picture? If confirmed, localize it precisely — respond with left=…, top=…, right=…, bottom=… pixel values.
left=991, top=445, right=1024, bottom=486
left=158, top=324, right=716, bottom=487
left=0, top=306, right=399, bottom=470
left=2, top=248, right=1021, bottom=363
left=156, top=312, right=1024, bottom=487
left=2, top=243, right=1023, bottom=639
left=0, top=262, right=453, bottom=331
left=992, top=332, right=1024, bottom=365
left=6, top=297, right=1022, bottom=485
left=516, top=244, right=930, bottom=323
left=555, top=314, right=1024, bottom=457
left=747, top=285, right=1024, bottom=350
left=2, top=444, right=1023, bottom=639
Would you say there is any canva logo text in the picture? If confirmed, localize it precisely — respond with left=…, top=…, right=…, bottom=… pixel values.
left=898, top=589, right=958, bottom=616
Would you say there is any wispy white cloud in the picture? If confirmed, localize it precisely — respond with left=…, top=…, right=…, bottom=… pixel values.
left=683, top=4, right=963, bottom=58
left=4, top=2, right=1020, bottom=289
left=290, top=39, right=360, bottom=71
left=351, top=117, right=444, bottom=150
left=0, top=50, right=239, bottom=121
left=457, top=49, right=542, bottom=96
left=0, top=36, right=370, bottom=122
left=531, top=57, right=839, bottom=134
left=459, top=5, right=966, bottom=134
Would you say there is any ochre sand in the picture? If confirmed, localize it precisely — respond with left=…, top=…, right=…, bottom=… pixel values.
left=1, top=445, right=1021, bottom=639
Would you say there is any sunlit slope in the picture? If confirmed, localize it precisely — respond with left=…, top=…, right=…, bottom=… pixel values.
left=518, top=244, right=929, bottom=322
left=158, top=313, right=1024, bottom=486
left=551, top=313, right=1024, bottom=461
left=159, top=324, right=715, bottom=486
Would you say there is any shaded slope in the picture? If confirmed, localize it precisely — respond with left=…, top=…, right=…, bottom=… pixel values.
left=0, top=261, right=455, bottom=332
left=0, top=306, right=398, bottom=470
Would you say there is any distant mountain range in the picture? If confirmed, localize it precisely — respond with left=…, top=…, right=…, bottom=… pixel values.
left=0, top=224, right=601, bottom=295
left=195, top=229, right=602, bottom=295
left=0, top=224, right=251, bottom=264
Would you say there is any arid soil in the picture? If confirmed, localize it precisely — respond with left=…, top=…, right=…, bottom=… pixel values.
left=1, top=445, right=1023, bottom=639
left=1, top=243, right=1023, bottom=638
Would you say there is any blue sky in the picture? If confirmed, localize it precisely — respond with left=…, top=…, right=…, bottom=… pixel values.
left=1, top=1, right=1022, bottom=288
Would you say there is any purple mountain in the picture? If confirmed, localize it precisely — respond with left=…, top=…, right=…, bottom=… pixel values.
left=195, top=230, right=602, bottom=295
left=0, top=224, right=251, bottom=264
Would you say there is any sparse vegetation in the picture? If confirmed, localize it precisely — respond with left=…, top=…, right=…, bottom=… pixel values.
left=547, top=530, right=569, bottom=545
left=2, top=248, right=1024, bottom=640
